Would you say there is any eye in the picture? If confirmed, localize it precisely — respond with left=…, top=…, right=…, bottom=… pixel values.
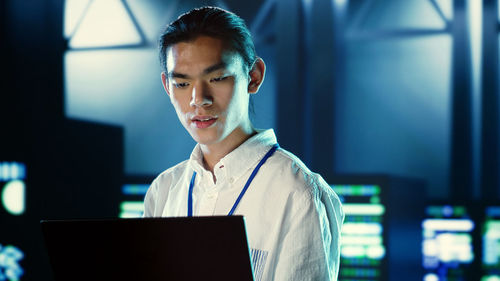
left=174, top=82, right=189, bottom=89
left=210, top=76, right=228, bottom=82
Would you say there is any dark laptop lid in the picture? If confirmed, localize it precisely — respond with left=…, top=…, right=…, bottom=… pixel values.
left=41, top=216, right=254, bottom=281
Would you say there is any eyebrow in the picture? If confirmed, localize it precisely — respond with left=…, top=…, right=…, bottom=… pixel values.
left=167, top=62, right=227, bottom=79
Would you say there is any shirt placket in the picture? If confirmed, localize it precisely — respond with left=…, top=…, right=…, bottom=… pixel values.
left=199, top=187, right=218, bottom=215
left=198, top=166, right=226, bottom=216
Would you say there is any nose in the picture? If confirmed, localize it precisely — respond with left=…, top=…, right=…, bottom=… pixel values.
left=189, top=81, right=212, bottom=107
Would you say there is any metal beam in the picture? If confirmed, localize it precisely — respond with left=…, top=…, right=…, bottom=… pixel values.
left=429, top=0, right=451, bottom=25
left=304, top=0, right=344, bottom=175
left=346, top=27, right=451, bottom=41
left=347, top=0, right=375, bottom=32
left=481, top=0, right=499, bottom=199
left=450, top=0, right=473, bottom=200
left=275, top=0, right=305, bottom=158
left=122, top=0, right=148, bottom=45
left=250, top=0, right=275, bottom=35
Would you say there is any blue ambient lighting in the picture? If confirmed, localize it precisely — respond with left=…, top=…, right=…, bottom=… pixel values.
left=121, top=184, right=149, bottom=196
left=0, top=163, right=25, bottom=182
left=0, top=244, right=24, bottom=281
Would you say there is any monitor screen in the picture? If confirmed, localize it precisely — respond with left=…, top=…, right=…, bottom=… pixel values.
left=482, top=206, right=500, bottom=281
left=0, top=162, right=26, bottom=280
left=0, top=162, right=26, bottom=216
left=332, top=184, right=386, bottom=280
left=119, top=183, right=149, bottom=218
left=422, top=205, right=475, bottom=281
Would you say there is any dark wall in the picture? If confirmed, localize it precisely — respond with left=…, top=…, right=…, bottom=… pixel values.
left=2, top=1, right=124, bottom=280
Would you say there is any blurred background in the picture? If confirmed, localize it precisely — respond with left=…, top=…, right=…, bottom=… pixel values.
left=1, top=0, right=499, bottom=280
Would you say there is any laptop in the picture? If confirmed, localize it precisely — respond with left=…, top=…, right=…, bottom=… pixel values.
left=41, top=216, right=255, bottom=281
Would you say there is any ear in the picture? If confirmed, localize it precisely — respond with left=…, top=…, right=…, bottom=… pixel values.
left=247, top=57, right=266, bottom=94
left=161, top=72, right=171, bottom=96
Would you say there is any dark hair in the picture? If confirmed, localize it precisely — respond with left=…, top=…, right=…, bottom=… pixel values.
left=159, top=6, right=257, bottom=74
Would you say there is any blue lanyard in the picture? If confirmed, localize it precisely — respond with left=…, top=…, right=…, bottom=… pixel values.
left=188, top=143, right=279, bottom=217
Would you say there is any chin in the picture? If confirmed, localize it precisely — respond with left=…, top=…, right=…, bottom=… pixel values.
left=190, top=130, right=221, bottom=146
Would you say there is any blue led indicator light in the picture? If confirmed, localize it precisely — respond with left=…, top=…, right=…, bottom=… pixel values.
left=0, top=244, right=24, bottom=281
left=122, top=184, right=149, bottom=196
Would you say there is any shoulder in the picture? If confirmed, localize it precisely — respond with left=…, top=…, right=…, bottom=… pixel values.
left=269, top=148, right=341, bottom=204
left=266, top=147, right=344, bottom=235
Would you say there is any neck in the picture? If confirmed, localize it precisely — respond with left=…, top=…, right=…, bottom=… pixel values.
left=200, top=125, right=256, bottom=173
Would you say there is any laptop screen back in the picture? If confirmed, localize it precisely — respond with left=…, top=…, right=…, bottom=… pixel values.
left=41, top=216, right=254, bottom=281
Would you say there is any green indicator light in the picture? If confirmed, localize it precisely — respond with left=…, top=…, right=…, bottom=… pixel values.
left=370, top=196, right=381, bottom=204
left=486, top=221, right=500, bottom=230
left=119, top=201, right=144, bottom=218
left=455, top=206, right=466, bottom=216
left=343, top=203, right=385, bottom=216
left=120, top=201, right=144, bottom=212
left=481, top=276, right=500, bottom=281
left=351, top=185, right=361, bottom=196
left=331, top=185, right=347, bottom=195
left=426, top=206, right=443, bottom=217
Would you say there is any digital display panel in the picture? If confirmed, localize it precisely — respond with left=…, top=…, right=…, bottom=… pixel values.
left=119, top=183, right=149, bottom=218
left=331, top=184, right=386, bottom=281
left=482, top=206, right=500, bottom=281
left=0, top=162, right=26, bottom=216
left=422, top=205, right=475, bottom=281
left=0, top=162, right=26, bottom=280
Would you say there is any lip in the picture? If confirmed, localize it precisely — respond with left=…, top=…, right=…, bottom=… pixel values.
left=191, top=115, right=218, bottom=129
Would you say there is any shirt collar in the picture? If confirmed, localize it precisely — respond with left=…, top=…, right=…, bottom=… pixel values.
left=188, top=129, right=278, bottom=183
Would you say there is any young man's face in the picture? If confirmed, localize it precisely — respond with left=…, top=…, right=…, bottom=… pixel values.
left=162, top=36, right=256, bottom=147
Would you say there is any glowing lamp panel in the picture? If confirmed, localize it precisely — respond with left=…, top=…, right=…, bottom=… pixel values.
left=332, top=184, right=385, bottom=280
left=482, top=206, right=500, bottom=280
left=422, top=205, right=474, bottom=281
left=119, top=184, right=148, bottom=218
left=0, top=162, right=26, bottom=216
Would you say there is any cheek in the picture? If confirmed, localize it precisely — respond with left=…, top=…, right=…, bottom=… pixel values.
left=218, top=92, right=239, bottom=114
left=169, top=93, right=191, bottom=123
left=222, top=83, right=249, bottom=119
left=170, top=92, right=189, bottom=109
left=232, top=81, right=250, bottom=107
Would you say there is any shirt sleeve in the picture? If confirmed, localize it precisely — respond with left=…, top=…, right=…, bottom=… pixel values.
left=273, top=179, right=344, bottom=281
left=143, top=180, right=157, bottom=217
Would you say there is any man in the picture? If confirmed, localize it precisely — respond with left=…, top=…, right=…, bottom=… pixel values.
left=143, top=6, right=344, bottom=281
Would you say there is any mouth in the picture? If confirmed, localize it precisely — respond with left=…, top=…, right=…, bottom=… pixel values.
left=191, top=116, right=217, bottom=129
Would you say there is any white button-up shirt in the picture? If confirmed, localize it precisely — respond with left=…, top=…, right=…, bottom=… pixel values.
left=144, top=129, right=344, bottom=281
